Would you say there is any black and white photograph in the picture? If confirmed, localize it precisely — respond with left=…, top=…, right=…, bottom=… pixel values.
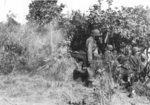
left=0, top=0, right=150, bottom=105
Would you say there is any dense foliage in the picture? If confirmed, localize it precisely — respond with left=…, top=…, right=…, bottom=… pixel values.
left=26, top=0, right=65, bottom=25
left=0, top=0, right=150, bottom=80
left=66, top=5, right=150, bottom=53
left=1, top=1, right=150, bottom=105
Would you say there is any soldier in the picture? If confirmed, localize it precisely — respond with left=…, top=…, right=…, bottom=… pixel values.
left=129, top=47, right=141, bottom=76
left=113, top=50, right=118, bottom=59
left=86, top=29, right=102, bottom=84
left=117, top=54, right=130, bottom=86
left=128, top=47, right=142, bottom=97
left=139, top=54, right=148, bottom=83
left=104, top=45, right=114, bottom=63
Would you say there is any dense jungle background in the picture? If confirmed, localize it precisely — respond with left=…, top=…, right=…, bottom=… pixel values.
left=1, top=0, right=150, bottom=105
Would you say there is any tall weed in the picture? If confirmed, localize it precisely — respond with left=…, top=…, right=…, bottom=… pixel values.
left=0, top=20, right=69, bottom=77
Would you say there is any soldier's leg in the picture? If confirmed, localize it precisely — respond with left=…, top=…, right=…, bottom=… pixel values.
left=87, top=67, right=94, bottom=81
left=128, top=71, right=138, bottom=97
left=73, top=58, right=83, bottom=81
left=143, top=63, right=150, bottom=85
left=89, top=61, right=98, bottom=80
left=85, top=67, right=95, bottom=87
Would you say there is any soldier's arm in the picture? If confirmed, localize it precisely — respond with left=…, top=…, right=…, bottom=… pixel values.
left=93, top=48, right=101, bottom=58
left=87, top=40, right=93, bottom=63
left=94, top=53, right=101, bottom=58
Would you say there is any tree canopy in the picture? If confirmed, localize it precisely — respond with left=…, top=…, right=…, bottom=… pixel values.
left=26, top=0, right=150, bottom=53
left=66, top=5, right=150, bottom=52
left=26, top=0, right=65, bottom=25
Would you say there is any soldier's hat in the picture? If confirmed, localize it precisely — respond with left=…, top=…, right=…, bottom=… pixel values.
left=107, top=45, right=113, bottom=51
left=132, top=47, right=139, bottom=54
left=91, top=29, right=101, bottom=36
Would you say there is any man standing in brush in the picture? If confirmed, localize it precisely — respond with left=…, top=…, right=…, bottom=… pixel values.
left=128, top=46, right=142, bottom=97
left=86, top=29, right=102, bottom=85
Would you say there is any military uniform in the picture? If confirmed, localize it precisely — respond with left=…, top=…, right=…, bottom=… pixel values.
left=104, top=50, right=114, bottom=62
left=128, top=47, right=142, bottom=97
left=129, top=50, right=142, bottom=74
left=117, top=54, right=131, bottom=84
left=103, top=45, right=115, bottom=67
left=86, top=36, right=99, bottom=62
left=86, top=29, right=101, bottom=81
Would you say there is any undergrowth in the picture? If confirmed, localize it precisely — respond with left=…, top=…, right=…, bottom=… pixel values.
left=0, top=19, right=116, bottom=105
left=1, top=16, right=150, bottom=105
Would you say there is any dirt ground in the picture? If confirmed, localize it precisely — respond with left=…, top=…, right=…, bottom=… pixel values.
left=0, top=89, right=150, bottom=105
left=0, top=75, right=150, bottom=105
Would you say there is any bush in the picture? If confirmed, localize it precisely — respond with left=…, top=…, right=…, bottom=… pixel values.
left=0, top=14, right=68, bottom=76
left=65, top=5, right=150, bottom=53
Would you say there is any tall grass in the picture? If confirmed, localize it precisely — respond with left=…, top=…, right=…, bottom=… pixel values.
left=0, top=18, right=117, bottom=105
left=0, top=19, right=72, bottom=79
